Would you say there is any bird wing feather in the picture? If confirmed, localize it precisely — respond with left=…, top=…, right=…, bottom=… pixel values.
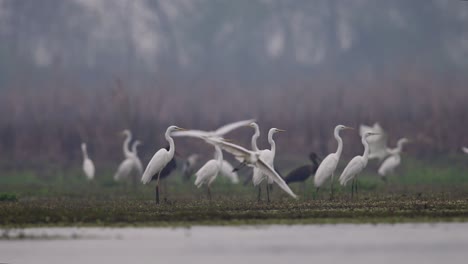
left=378, top=154, right=401, bottom=176
left=114, top=158, right=134, bottom=181
left=171, top=130, right=209, bottom=138
left=214, top=119, right=255, bottom=136
left=141, top=148, right=170, bottom=184
left=255, top=158, right=297, bottom=199
left=314, top=154, right=338, bottom=187
left=339, top=156, right=364, bottom=186
left=194, top=160, right=218, bottom=187
left=219, top=160, right=239, bottom=184
left=463, top=147, right=468, bottom=154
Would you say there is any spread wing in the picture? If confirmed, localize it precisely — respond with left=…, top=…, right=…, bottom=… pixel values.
left=171, top=130, right=210, bottom=138
left=361, top=123, right=389, bottom=160
left=255, top=158, right=297, bottom=199
left=205, top=137, right=251, bottom=161
left=214, top=119, right=255, bottom=136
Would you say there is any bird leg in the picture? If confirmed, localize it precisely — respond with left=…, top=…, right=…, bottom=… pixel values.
left=266, top=182, right=270, bottom=203
left=155, top=171, right=161, bottom=204
left=232, top=162, right=247, bottom=172
left=351, top=179, right=355, bottom=199
left=207, top=185, right=212, bottom=201
left=355, top=178, right=359, bottom=198
left=302, top=182, right=307, bottom=199
left=257, top=186, right=262, bottom=202
left=329, top=173, right=335, bottom=200
left=314, top=187, right=319, bottom=200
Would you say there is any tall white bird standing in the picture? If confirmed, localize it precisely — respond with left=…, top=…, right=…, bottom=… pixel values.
left=194, top=145, right=223, bottom=200
left=141, top=125, right=185, bottom=204
left=339, top=131, right=380, bottom=198
left=252, top=127, right=285, bottom=202
left=462, top=147, right=468, bottom=154
left=378, top=138, right=410, bottom=179
left=204, top=137, right=297, bottom=199
left=114, top=140, right=143, bottom=185
left=81, top=143, right=95, bottom=180
left=314, top=125, right=353, bottom=199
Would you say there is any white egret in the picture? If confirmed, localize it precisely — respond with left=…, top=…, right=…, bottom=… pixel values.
left=339, top=131, right=380, bottom=198
left=204, top=137, right=297, bottom=199
left=141, top=125, right=185, bottom=204
left=218, top=160, right=240, bottom=184
left=314, top=125, right=353, bottom=198
left=252, top=127, right=285, bottom=202
left=359, top=123, right=388, bottom=160
left=463, top=147, right=468, bottom=154
left=121, top=129, right=133, bottom=158
left=182, top=154, right=200, bottom=181
left=378, top=138, right=410, bottom=178
left=194, top=145, right=223, bottom=200
left=114, top=140, right=143, bottom=185
left=171, top=119, right=255, bottom=139
left=81, top=143, right=95, bottom=180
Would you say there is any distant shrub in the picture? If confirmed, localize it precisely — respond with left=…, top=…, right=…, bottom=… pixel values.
left=0, top=193, right=18, bottom=202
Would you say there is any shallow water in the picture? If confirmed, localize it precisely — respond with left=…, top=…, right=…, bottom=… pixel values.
left=1, top=223, right=468, bottom=264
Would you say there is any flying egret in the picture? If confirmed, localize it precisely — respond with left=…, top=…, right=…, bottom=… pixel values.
left=114, top=140, right=143, bottom=185
left=194, top=145, right=223, bottom=200
left=81, top=143, right=95, bottom=180
left=171, top=119, right=255, bottom=139
left=359, top=123, right=388, bottom=160
left=252, top=127, right=285, bottom=202
left=204, top=137, right=297, bottom=199
left=283, top=152, right=321, bottom=196
left=463, top=147, right=468, bottom=154
left=339, top=131, right=380, bottom=198
left=378, top=138, right=410, bottom=179
left=141, top=125, right=185, bottom=204
left=314, top=125, right=353, bottom=199
left=182, top=154, right=200, bottom=181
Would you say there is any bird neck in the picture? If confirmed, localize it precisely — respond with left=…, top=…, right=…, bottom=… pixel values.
left=131, top=143, right=139, bottom=156
left=362, top=136, right=370, bottom=161
left=251, top=126, right=260, bottom=152
left=123, top=132, right=132, bottom=157
left=215, top=146, right=223, bottom=166
left=82, top=147, right=88, bottom=160
left=268, top=130, right=276, bottom=157
left=334, top=128, right=343, bottom=157
left=396, top=139, right=406, bottom=153
left=165, top=130, right=175, bottom=157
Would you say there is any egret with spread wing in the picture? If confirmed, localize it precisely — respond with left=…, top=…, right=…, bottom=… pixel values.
left=141, top=125, right=185, bottom=204
left=339, top=131, right=379, bottom=198
left=81, top=143, right=95, bottom=180
left=314, top=125, right=353, bottom=199
left=204, top=137, right=297, bottom=199
left=359, top=123, right=388, bottom=161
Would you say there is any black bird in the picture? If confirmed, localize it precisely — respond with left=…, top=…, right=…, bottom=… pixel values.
left=283, top=152, right=321, bottom=195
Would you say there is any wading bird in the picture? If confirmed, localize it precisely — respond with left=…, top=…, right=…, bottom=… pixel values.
left=114, top=140, right=143, bottom=185
left=283, top=152, right=321, bottom=195
left=121, top=129, right=134, bottom=158
left=194, top=145, right=223, bottom=200
left=182, top=154, right=200, bottom=181
left=463, top=147, right=468, bottom=154
left=204, top=137, right=297, bottom=199
left=314, top=125, right=353, bottom=199
left=339, top=131, right=379, bottom=198
left=141, top=125, right=185, bottom=204
left=81, top=143, right=95, bottom=180
left=252, top=127, right=285, bottom=202
left=378, top=138, right=410, bottom=179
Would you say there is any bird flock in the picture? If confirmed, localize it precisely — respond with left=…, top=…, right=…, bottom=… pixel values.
left=80, top=120, right=467, bottom=203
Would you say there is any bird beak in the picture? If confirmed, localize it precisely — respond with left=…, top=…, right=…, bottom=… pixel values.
left=176, top=127, right=187, bottom=131
left=345, top=126, right=354, bottom=130
left=276, top=129, right=286, bottom=132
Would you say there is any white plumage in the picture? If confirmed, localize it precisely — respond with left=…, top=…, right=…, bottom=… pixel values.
left=339, top=131, right=379, bottom=186
left=252, top=128, right=285, bottom=186
left=204, top=137, right=297, bottom=199
left=359, top=123, right=388, bottom=161
left=218, top=160, right=240, bottom=184
left=377, top=138, right=410, bottom=177
left=141, top=126, right=184, bottom=184
left=462, top=147, right=468, bottom=154
left=194, top=146, right=223, bottom=188
left=81, top=143, right=95, bottom=180
left=114, top=140, right=143, bottom=182
left=314, top=125, right=353, bottom=188
left=171, top=119, right=254, bottom=139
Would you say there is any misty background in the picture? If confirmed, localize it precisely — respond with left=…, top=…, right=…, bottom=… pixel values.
left=0, top=0, right=467, bottom=172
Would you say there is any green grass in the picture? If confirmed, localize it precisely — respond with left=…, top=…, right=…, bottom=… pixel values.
left=1, top=156, right=468, bottom=227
